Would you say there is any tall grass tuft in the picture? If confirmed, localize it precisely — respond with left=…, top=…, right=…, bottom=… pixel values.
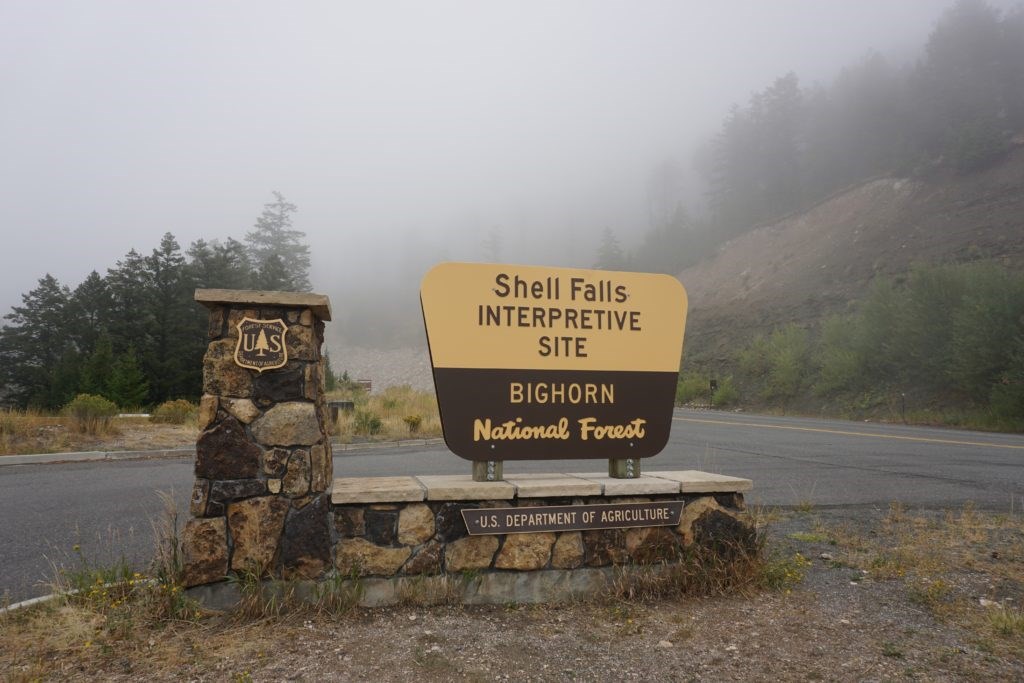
left=330, top=384, right=442, bottom=442
left=63, top=394, right=118, bottom=436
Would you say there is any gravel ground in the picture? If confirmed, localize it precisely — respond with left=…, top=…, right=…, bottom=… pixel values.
left=6, top=506, right=1022, bottom=682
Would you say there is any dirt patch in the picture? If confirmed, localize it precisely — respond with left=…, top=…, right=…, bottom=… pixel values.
left=3, top=506, right=1021, bottom=681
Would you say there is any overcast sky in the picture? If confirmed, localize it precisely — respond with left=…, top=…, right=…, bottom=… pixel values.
left=0, top=1, right=981, bottom=319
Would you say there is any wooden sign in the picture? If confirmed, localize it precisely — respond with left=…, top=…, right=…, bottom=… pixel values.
left=234, top=318, right=288, bottom=372
left=420, top=262, right=687, bottom=461
left=462, top=501, right=685, bottom=535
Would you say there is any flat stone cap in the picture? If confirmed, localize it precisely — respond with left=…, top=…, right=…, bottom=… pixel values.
left=195, top=288, right=331, bottom=321
left=330, top=470, right=753, bottom=504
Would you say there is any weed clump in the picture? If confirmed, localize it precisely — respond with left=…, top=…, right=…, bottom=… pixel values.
left=149, top=399, right=197, bottom=425
left=63, top=394, right=118, bottom=435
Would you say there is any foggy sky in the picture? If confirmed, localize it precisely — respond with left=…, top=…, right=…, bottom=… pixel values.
left=0, top=1, right=979, bottom=321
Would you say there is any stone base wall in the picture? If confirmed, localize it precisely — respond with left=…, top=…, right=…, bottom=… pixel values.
left=330, top=493, right=751, bottom=578
left=183, top=292, right=334, bottom=587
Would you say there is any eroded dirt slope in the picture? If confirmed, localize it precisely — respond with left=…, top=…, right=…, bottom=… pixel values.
left=679, top=143, right=1024, bottom=364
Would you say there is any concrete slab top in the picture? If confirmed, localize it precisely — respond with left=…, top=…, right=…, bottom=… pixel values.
left=413, top=475, right=516, bottom=501
left=329, top=470, right=753, bottom=503
left=195, top=288, right=332, bottom=321
left=569, top=473, right=682, bottom=496
left=646, top=470, right=753, bottom=493
left=331, top=476, right=425, bottom=504
left=504, top=474, right=603, bottom=498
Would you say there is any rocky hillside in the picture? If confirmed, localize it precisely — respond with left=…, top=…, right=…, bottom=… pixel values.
left=678, top=139, right=1024, bottom=367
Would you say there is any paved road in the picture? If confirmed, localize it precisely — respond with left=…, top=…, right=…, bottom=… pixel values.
left=2, top=409, right=1021, bottom=603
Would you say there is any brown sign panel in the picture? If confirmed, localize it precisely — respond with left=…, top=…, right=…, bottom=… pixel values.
left=420, top=263, right=688, bottom=461
left=461, top=501, right=685, bottom=535
left=234, top=318, right=289, bottom=372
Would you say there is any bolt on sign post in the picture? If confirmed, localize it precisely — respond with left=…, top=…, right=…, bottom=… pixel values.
left=420, top=262, right=687, bottom=477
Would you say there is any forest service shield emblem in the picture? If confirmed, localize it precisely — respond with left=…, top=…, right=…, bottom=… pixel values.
left=234, top=318, right=288, bottom=372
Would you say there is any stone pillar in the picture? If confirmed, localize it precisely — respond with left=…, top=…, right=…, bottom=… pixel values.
left=181, top=289, right=334, bottom=586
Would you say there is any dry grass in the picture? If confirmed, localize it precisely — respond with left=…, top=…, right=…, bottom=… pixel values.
left=0, top=407, right=71, bottom=455
left=819, top=503, right=1024, bottom=659
left=0, top=411, right=197, bottom=456
left=329, top=384, right=442, bottom=443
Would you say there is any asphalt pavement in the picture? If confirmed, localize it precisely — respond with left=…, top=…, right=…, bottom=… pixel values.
left=1, top=409, right=1021, bottom=603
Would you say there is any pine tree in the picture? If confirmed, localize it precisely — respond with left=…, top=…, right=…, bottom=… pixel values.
left=323, top=352, right=338, bottom=392
left=146, top=233, right=200, bottom=402
left=245, top=192, right=310, bottom=291
left=106, top=249, right=153, bottom=357
left=0, top=274, right=76, bottom=407
left=595, top=229, right=626, bottom=271
left=107, top=347, right=149, bottom=409
left=68, top=270, right=113, bottom=355
left=80, top=332, right=115, bottom=397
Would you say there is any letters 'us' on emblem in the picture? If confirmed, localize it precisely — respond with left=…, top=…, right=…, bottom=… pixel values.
left=234, top=318, right=288, bottom=372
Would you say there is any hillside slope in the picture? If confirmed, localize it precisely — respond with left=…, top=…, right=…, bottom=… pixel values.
left=678, top=141, right=1024, bottom=366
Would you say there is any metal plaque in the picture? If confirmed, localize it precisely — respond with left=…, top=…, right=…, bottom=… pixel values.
left=234, top=317, right=288, bottom=372
left=461, top=501, right=685, bottom=535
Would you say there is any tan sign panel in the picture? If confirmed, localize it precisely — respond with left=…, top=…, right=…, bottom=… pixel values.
left=234, top=318, right=289, bottom=372
left=420, top=263, right=686, bottom=372
left=421, top=263, right=688, bottom=461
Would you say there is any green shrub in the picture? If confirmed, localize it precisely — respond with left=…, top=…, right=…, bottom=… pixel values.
left=711, top=376, right=740, bottom=407
left=64, top=393, right=118, bottom=435
left=150, top=399, right=198, bottom=425
left=353, top=410, right=383, bottom=436
left=814, top=314, right=862, bottom=396
left=675, top=372, right=708, bottom=404
left=402, top=414, right=423, bottom=435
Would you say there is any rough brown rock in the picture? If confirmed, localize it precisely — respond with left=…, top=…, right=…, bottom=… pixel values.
left=551, top=532, right=585, bottom=569
left=334, top=538, right=411, bottom=577
left=403, top=541, right=443, bottom=575
left=210, top=479, right=266, bottom=504
left=287, top=323, right=318, bottom=361
left=181, top=517, right=228, bottom=587
left=207, top=306, right=224, bottom=339
left=227, top=496, right=289, bottom=574
left=691, top=508, right=756, bottom=561
left=365, top=509, right=398, bottom=545
left=251, top=402, right=322, bottom=447
left=303, top=364, right=319, bottom=401
left=224, top=308, right=259, bottom=338
left=278, top=495, right=331, bottom=580
left=190, top=479, right=211, bottom=517
left=494, top=532, right=556, bottom=570
left=283, top=449, right=311, bottom=497
left=310, top=444, right=329, bottom=493
left=223, top=398, right=261, bottom=424
left=202, top=338, right=253, bottom=397
left=267, top=479, right=282, bottom=494
left=398, top=504, right=435, bottom=545
left=445, top=536, right=499, bottom=572
left=625, top=526, right=680, bottom=564
left=335, top=507, right=365, bottom=537
left=195, top=416, right=261, bottom=480
left=197, top=395, right=218, bottom=431
left=435, top=502, right=474, bottom=542
left=263, top=447, right=289, bottom=477
left=252, top=364, right=304, bottom=407
left=583, top=529, right=630, bottom=567
left=677, top=497, right=726, bottom=546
